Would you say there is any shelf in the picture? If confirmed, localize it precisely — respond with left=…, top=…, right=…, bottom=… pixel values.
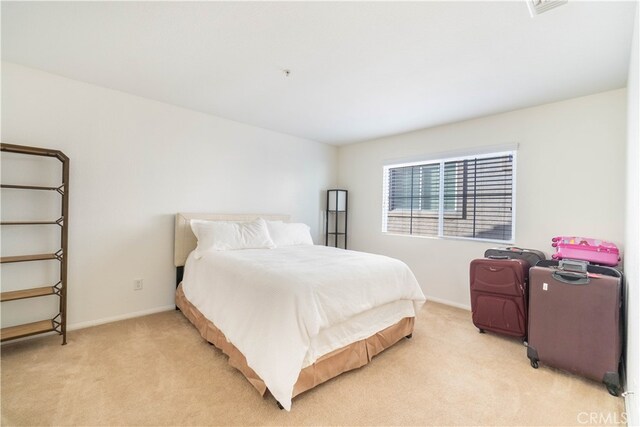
left=0, top=253, right=58, bottom=264
left=1, top=184, right=60, bottom=191
left=1, top=143, right=69, bottom=345
left=1, top=220, right=60, bottom=226
left=1, top=319, right=56, bottom=342
left=1, top=143, right=68, bottom=161
left=1, top=286, right=57, bottom=302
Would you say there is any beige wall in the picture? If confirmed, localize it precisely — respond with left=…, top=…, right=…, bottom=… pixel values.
left=1, top=62, right=337, bottom=329
left=338, top=89, right=627, bottom=308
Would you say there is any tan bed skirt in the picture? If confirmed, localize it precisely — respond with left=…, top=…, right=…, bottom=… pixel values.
left=175, top=284, right=415, bottom=399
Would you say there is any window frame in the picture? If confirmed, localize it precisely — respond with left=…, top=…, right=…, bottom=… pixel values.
left=382, top=148, right=517, bottom=244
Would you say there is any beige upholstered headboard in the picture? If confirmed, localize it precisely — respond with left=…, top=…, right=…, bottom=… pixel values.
left=174, top=213, right=290, bottom=267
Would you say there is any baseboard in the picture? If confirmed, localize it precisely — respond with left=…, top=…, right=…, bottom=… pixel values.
left=68, top=304, right=176, bottom=331
left=625, top=391, right=638, bottom=427
left=425, top=295, right=471, bottom=311
left=0, top=305, right=177, bottom=346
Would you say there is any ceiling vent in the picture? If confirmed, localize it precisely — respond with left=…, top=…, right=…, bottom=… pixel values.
left=527, top=0, right=568, bottom=17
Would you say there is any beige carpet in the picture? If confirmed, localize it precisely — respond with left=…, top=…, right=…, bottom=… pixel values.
left=1, top=302, right=625, bottom=426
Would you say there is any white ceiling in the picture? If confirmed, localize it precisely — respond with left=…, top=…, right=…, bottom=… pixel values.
left=1, top=1, right=636, bottom=145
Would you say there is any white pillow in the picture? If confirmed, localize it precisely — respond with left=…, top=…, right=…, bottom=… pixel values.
left=265, top=220, right=314, bottom=247
left=190, top=218, right=275, bottom=257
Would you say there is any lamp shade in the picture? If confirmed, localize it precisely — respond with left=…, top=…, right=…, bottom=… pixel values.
left=328, top=189, right=347, bottom=212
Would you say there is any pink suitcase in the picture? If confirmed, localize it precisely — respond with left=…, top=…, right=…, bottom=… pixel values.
left=551, top=236, right=620, bottom=266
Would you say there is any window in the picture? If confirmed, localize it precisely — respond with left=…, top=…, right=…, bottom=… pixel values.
left=382, top=150, right=515, bottom=242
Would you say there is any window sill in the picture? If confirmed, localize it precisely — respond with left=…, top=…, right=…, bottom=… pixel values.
left=381, top=231, right=514, bottom=245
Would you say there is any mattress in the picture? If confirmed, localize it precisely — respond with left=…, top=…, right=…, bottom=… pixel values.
left=181, top=245, right=426, bottom=410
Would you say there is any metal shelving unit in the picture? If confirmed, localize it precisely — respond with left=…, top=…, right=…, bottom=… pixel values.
left=0, top=143, right=69, bottom=345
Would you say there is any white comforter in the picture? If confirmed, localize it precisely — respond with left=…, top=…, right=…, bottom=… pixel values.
left=181, top=245, right=425, bottom=410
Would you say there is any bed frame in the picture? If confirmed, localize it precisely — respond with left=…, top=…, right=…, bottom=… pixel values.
left=173, top=212, right=415, bottom=409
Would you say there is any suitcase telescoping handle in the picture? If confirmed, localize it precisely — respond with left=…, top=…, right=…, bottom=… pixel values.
left=552, top=271, right=590, bottom=285
left=559, top=259, right=588, bottom=273
left=487, top=255, right=510, bottom=260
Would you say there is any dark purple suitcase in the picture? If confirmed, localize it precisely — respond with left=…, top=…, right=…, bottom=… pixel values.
left=470, top=258, right=530, bottom=339
left=484, top=246, right=546, bottom=267
left=527, top=260, right=623, bottom=396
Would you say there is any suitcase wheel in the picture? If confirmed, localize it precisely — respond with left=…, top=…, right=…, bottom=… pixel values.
left=478, top=328, right=485, bottom=334
left=604, top=373, right=621, bottom=397
left=530, top=359, right=539, bottom=369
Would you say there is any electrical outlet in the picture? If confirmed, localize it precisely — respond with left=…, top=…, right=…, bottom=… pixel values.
left=133, top=279, right=143, bottom=291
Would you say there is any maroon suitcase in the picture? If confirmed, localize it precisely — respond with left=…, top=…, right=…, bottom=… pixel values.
left=527, top=260, right=623, bottom=396
left=470, top=258, right=530, bottom=339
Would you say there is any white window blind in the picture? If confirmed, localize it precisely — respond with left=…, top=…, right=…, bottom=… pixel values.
left=382, top=151, right=515, bottom=242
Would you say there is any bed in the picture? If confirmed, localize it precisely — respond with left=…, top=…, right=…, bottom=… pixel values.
left=174, top=213, right=426, bottom=410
